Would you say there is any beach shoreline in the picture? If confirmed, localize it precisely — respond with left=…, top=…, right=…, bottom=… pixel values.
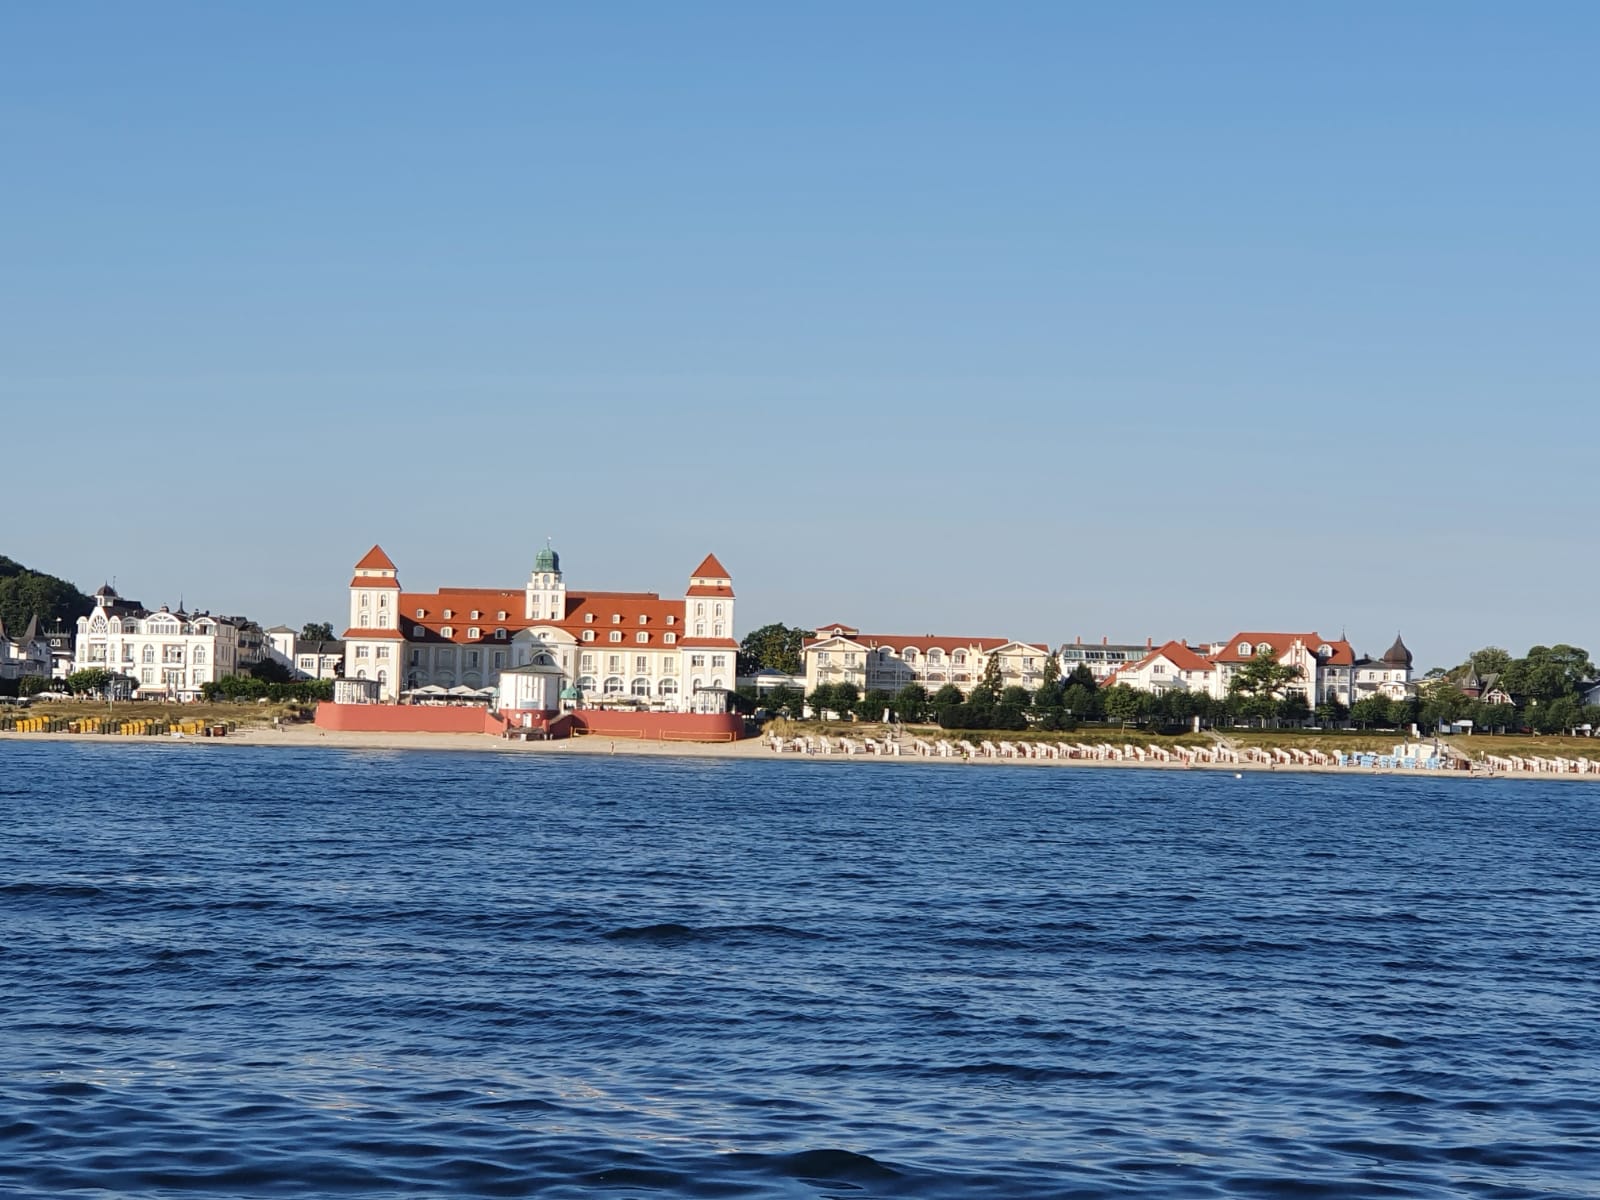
left=1, top=726, right=1589, bottom=783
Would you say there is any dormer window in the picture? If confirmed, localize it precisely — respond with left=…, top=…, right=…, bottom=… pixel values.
left=611, top=614, right=621, bottom=624
left=443, top=609, right=453, bottom=619
left=417, top=608, right=426, bottom=618
left=639, top=615, right=648, bottom=624
left=1318, top=644, right=1332, bottom=657
left=666, top=615, right=676, bottom=626
left=583, top=631, right=595, bottom=642
left=495, top=628, right=506, bottom=640
left=609, top=631, right=622, bottom=642
left=467, top=627, right=480, bottom=639
left=414, top=625, right=425, bottom=637
left=1256, top=642, right=1273, bottom=655
left=584, top=614, right=594, bottom=624
left=664, top=633, right=676, bottom=645
left=470, top=610, right=480, bottom=620
left=1238, top=642, right=1252, bottom=656
left=497, top=611, right=507, bottom=620
left=636, top=632, right=648, bottom=643
left=441, top=626, right=454, bottom=638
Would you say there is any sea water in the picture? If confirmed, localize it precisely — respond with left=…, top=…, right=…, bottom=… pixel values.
left=1, top=741, right=1597, bottom=1198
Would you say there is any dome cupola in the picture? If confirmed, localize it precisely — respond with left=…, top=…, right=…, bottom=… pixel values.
left=1381, top=634, right=1413, bottom=667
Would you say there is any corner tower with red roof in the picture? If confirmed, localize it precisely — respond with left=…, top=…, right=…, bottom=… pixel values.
left=343, top=545, right=406, bottom=698
left=680, top=554, right=737, bottom=709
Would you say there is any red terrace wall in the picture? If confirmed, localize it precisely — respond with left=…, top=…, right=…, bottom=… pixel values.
left=569, top=709, right=746, bottom=742
left=314, top=703, right=506, bottom=735
left=313, top=703, right=745, bottom=742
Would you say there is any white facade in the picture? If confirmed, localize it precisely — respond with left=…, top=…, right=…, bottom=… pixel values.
left=72, top=595, right=243, bottom=699
left=802, top=624, right=1049, bottom=697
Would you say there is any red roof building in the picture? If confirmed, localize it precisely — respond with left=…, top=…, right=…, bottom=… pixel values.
left=340, top=544, right=737, bottom=710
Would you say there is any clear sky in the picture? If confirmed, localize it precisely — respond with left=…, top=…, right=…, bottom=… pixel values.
left=3, top=3, right=1596, bottom=671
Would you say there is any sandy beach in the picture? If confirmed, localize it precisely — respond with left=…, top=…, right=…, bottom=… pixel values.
left=3, top=725, right=1589, bottom=783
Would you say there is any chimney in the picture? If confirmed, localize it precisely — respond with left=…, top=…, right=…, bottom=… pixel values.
left=1075, top=635, right=1081, bottom=646
left=1102, top=635, right=1108, bottom=646
left=1147, top=636, right=1152, bottom=649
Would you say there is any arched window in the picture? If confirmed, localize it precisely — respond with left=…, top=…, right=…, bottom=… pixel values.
left=377, top=670, right=387, bottom=685
left=711, top=677, right=723, bottom=689
left=576, top=675, right=597, bottom=691
left=1256, top=642, right=1273, bottom=655
left=695, top=603, right=705, bottom=616
left=143, top=646, right=155, bottom=663
left=378, top=594, right=388, bottom=608
left=715, top=603, right=724, bottom=617
left=903, top=648, right=917, bottom=662
left=631, top=678, right=650, bottom=696
left=360, top=593, right=370, bottom=607
left=953, top=651, right=967, bottom=665
left=603, top=676, right=624, bottom=694
left=193, top=647, right=206, bottom=664
left=356, top=669, right=367, bottom=680
left=928, top=648, right=943, bottom=663
left=583, top=631, right=595, bottom=642
left=658, top=678, right=679, bottom=695
left=1238, top=642, right=1252, bottom=656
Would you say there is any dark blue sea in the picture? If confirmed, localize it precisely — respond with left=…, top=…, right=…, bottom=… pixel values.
left=2, top=742, right=1597, bottom=1198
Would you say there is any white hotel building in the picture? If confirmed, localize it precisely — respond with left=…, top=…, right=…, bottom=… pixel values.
left=71, top=585, right=245, bottom=699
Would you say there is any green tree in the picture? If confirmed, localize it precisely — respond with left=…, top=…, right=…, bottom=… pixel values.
left=894, top=683, right=929, bottom=722
left=250, top=657, right=296, bottom=685
left=1228, top=652, right=1300, bottom=703
left=1066, top=664, right=1097, bottom=691
left=806, top=683, right=836, bottom=718
left=0, top=557, right=93, bottom=634
left=761, top=684, right=804, bottom=716
left=859, top=689, right=895, bottom=722
left=1276, top=693, right=1311, bottom=724
left=1102, top=684, right=1143, bottom=727
left=65, top=667, right=113, bottom=696
left=1499, top=644, right=1594, bottom=705
left=978, top=651, right=1003, bottom=695
left=1420, top=685, right=1470, bottom=730
left=828, top=681, right=860, bottom=719
left=737, top=623, right=807, bottom=676
left=1533, top=693, right=1584, bottom=734
left=1314, top=697, right=1350, bottom=725
left=1386, top=695, right=1420, bottom=730
left=1467, top=646, right=1513, bottom=677
left=999, top=685, right=1032, bottom=710
left=1061, top=682, right=1097, bottom=720
left=300, top=621, right=336, bottom=643
left=929, top=684, right=964, bottom=713
left=18, top=674, right=47, bottom=697
left=1349, top=695, right=1391, bottom=728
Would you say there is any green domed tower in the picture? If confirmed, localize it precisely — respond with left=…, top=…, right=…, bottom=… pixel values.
left=525, top=539, right=566, bottom=623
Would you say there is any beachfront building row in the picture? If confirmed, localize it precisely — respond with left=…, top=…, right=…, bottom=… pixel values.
left=1104, top=632, right=1414, bottom=705
left=340, top=544, right=738, bottom=711
left=70, top=584, right=258, bottom=699
left=802, top=623, right=1053, bottom=696
left=799, top=624, right=1413, bottom=707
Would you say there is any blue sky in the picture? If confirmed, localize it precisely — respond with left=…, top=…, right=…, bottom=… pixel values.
left=3, top=3, right=1596, bottom=671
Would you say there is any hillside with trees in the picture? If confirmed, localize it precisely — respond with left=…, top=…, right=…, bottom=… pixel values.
left=0, top=555, right=92, bottom=632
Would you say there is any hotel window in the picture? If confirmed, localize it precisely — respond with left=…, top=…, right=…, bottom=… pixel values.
left=818, top=651, right=830, bottom=665
left=359, top=613, right=371, bottom=627
left=441, top=626, right=453, bottom=638
left=467, top=651, right=479, bottom=668
left=635, top=656, right=648, bottom=672
left=378, top=594, right=388, bottom=608
left=712, top=655, right=726, bottom=668
left=696, top=603, right=705, bottom=616
left=666, top=615, right=675, bottom=626
left=410, top=649, right=421, bottom=664
left=638, top=614, right=648, bottom=624
left=715, top=603, right=724, bottom=617
left=414, top=625, right=425, bottom=637
left=493, top=651, right=504, bottom=668
left=360, top=593, right=370, bottom=607
left=691, top=655, right=706, bottom=667
left=714, top=623, right=724, bottom=637
left=194, top=647, right=207, bottom=664
left=609, top=631, right=622, bottom=642
left=608, top=655, right=621, bottom=671
left=496, top=628, right=506, bottom=639
left=695, top=623, right=705, bottom=636
left=356, top=646, right=370, bottom=659
left=143, top=646, right=155, bottom=663
left=471, top=610, right=480, bottom=620
left=417, top=608, right=425, bottom=618
left=467, top=627, right=480, bottom=639
left=636, top=632, right=648, bottom=643
left=142, top=667, right=154, bottom=684
left=583, top=631, right=594, bottom=642
left=443, top=609, right=453, bottom=619
left=612, top=614, right=621, bottom=624
left=377, top=646, right=390, bottom=659
left=664, top=633, right=676, bottom=644
left=580, top=654, right=594, bottom=671
left=585, top=614, right=594, bottom=624
left=498, top=610, right=507, bottom=620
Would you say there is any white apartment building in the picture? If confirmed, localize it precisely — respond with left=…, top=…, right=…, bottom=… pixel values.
left=72, top=584, right=244, bottom=699
left=802, top=623, right=1051, bottom=697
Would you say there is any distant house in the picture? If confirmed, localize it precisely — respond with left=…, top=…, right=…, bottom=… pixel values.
left=0, top=615, right=50, bottom=683
left=266, top=625, right=344, bottom=680
left=1057, top=638, right=1159, bottom=683
left=1102, top=641, right=1216, bottom=696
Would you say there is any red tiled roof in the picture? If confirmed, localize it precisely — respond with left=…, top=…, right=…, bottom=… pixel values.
left=686, top=583, right=734, bottom=597
left=1147, top=641, right=1216, bottom=673
left=340, top=627, right=405, bottom=640
left=690, top=553, right=730, bottom=580
left=348, top=575, right=401, bottom=589
left=392, top=587, right=690, bottom=646
left=355, top=545, right=397, bottom=570
left=1209, top=632, right=1353, bottom=667
left=803, top=633, right=1014, bottom=654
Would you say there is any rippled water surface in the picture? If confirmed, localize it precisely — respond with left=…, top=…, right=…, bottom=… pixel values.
left=2, top=742, right=1598, bottom=1198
